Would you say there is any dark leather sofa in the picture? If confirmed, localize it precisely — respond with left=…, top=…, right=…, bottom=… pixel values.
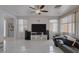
left=53, top=34, right=79, bottom=53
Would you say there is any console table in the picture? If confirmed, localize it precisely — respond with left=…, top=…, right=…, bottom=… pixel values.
left=25, top=31, right=49, bottom=40
left=31, top=35, right=47, bottom=40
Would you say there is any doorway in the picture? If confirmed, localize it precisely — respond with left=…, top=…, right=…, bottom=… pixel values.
left=4, top=17, right=14, bottom=38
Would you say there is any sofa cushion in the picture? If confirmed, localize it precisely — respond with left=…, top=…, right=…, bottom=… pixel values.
left=58, top=40, right=64, bottom=45
left=63, top=38, right=73, bottom=47
left=65, top=35, right=76, bottom=42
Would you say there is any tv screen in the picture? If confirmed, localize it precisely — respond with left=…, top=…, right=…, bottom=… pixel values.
left=32, top=24, right=46, bottom=32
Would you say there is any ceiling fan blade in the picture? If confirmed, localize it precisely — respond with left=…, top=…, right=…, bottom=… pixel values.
left=40, top=5, right=45, bottom=9
left=55, top=5, right=62, bottom=8
left=41, top=10, right=48, bottom=12
left=29, top=7, right=36, bottom=10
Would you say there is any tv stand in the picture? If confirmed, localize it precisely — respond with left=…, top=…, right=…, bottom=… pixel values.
left=31, top=34, right=47, bottom=40
left=25, top=31, right=49, bottom=40
left=31, top=32, right=48, bottom=40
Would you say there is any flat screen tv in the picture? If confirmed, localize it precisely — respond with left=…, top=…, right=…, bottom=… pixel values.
left=32, top=24, right=46, bottom=32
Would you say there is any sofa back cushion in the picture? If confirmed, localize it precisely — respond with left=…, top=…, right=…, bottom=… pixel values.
left=63, top=38, right=73, bottom=47
left=65, top=35, right=76, bottom=41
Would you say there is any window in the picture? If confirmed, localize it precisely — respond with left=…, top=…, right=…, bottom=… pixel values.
left=23, top=20, right=27, bottom=30
left=49, top=20, right=58, bottom=33
left=18, top=19, right=24, bottom=32
left=60, top=13, right=75, bottom=34
left=18, top=19, right=27, bottom=32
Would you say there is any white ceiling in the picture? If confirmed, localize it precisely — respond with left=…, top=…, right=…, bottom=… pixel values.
left=0, top=5, right=78, bottom=17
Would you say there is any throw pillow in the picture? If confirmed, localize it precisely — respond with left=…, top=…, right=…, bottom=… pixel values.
left=58, top=40, right=64, bottom=45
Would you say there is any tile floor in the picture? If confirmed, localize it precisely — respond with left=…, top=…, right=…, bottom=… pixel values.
left=0, top=38, right=63, bottom=53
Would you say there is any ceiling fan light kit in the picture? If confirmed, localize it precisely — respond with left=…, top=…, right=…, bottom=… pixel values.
left=36, top=9, right=41, bottom=13
left=29, top=5, right=48, bottom=15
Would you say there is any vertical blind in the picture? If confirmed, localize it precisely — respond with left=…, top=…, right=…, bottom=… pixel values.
left=49, top=20, right=58, bottom=33
left=18, top=19, right=28, bottom=32
left=60, top=13, right=76, bottom=34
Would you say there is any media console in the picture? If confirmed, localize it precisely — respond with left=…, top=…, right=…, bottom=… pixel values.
left=31, top=32, right=48, bottom=40
left=25, top=31, right=49, bottom=40
left=25, top=24, right=49, bottom=40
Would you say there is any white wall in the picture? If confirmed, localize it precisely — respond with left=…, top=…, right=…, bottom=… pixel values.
left=27, top=17, right=49, bottom=31
left=16, top=16, right=58, bottom=39
left=0, top=13, right=4, bottom=37
left=0, top=9, right=17, bottom=38
left=0, top=9, right=59, bottom=39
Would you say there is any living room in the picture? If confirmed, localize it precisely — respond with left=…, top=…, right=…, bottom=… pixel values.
left=0, top=5, right=79, bottom=53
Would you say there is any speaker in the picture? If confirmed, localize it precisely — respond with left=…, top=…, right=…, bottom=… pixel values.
left=25, top=31, right=31, bottom=40
left=46, top=30, right=49, bottom=40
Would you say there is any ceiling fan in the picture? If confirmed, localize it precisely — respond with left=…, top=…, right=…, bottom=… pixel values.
left=29, top=5, right=48, bottom=15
